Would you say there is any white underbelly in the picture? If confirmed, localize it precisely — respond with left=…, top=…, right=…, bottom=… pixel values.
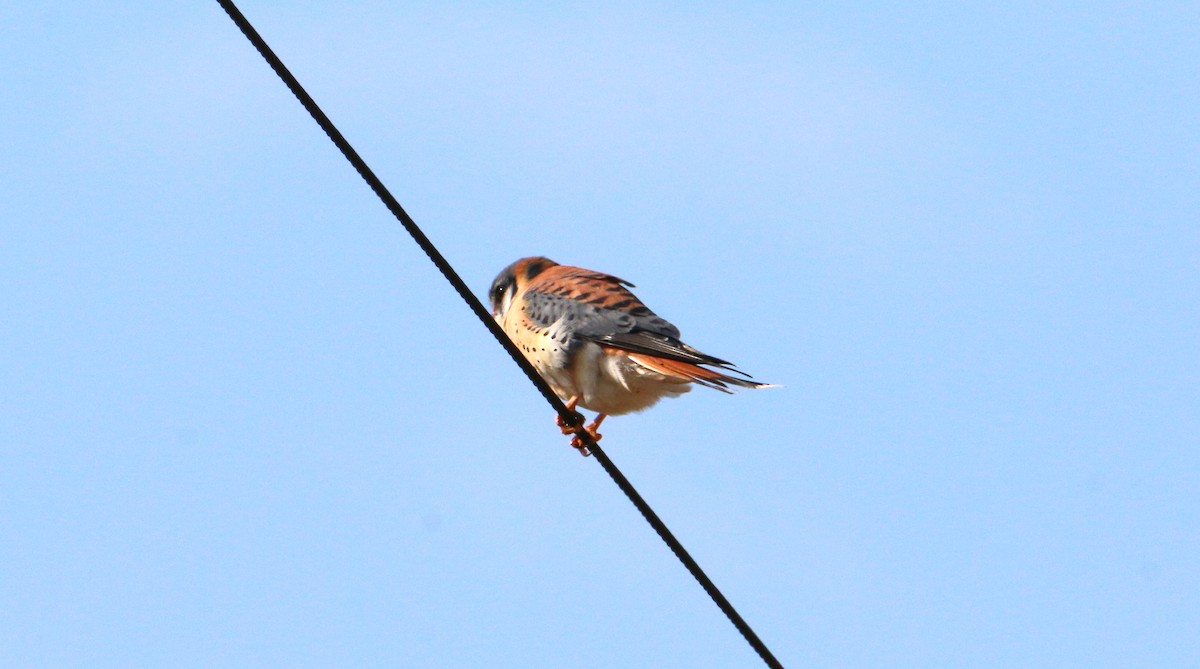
left=561, top=342, right=692, bottom=416
left=504, top=314, right=691, bottom=416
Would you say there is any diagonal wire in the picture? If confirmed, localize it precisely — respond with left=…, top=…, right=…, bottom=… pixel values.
left=214, top=2, right=784, bottom=667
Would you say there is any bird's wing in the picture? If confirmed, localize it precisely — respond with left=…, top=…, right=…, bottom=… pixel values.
left=519, top=265, right=678, bottom=338
left=519, top=265, right=764, bottom=391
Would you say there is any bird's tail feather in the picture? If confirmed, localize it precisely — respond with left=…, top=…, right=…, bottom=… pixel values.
left=627, top=353, right=776, bottom=393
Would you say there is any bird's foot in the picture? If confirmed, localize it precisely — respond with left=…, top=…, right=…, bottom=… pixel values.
left=556, top=411, right=586, bottom=435
left=567, top=415, right=605, bottom=457
left=569, top=435, right=591, bottom=456
left=555, top=398, right=602, bottom=457
left=556, top=396, right=585, bottom=436
left=568, top=428, right=602, bottom=457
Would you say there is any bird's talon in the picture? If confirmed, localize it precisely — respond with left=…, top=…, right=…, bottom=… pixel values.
left=569, top=436, right=592, bottom=457
left=556, top=411, right=584, bottom=435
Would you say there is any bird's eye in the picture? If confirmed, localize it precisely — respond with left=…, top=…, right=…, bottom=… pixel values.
left=490, top=281, right=513, bottom=315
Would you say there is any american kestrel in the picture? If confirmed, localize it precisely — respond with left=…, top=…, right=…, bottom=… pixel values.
left=488, top=257, right=773, bottom=455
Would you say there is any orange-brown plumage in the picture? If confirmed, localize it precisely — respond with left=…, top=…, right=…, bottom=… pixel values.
left=488, top=257, right=773, bottom=454
left=623, top=352, right=747, bottom=389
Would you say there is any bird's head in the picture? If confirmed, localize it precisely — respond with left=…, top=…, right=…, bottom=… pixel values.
left=488, top=256, right=558, bottom=322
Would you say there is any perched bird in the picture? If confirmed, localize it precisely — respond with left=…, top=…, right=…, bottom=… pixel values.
left=488, top=257, right=773, bottom=455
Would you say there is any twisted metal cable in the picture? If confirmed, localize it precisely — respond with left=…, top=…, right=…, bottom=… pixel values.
left=214, top=3, right=784, bottom=666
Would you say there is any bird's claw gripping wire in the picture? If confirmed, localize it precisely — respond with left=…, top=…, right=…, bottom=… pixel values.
left=556, top=397, right=602, bottom=457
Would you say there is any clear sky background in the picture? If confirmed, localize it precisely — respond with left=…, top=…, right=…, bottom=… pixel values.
left=2, top=3, right=1197, bottom=667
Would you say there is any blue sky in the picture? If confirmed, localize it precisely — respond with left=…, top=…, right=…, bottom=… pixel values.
left=2, top=2, right=1197, bottom=667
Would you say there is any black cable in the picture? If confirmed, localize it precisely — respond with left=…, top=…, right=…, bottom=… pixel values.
left=214, top=3, right=784, bottom=667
